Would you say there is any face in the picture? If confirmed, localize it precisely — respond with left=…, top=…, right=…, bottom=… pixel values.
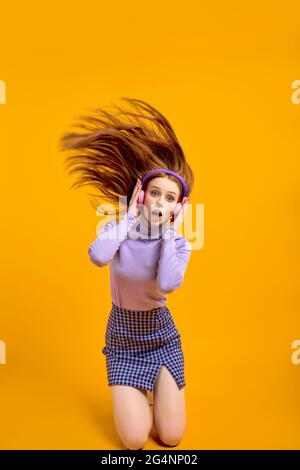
left=143, top=177, right=181, bottom=225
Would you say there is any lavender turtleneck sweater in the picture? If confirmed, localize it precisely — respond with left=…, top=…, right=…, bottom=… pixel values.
left=88, top=212, right=192, bottom=311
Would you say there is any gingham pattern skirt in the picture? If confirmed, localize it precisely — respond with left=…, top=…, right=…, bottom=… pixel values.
left=101, top=302, right=186, bottom=392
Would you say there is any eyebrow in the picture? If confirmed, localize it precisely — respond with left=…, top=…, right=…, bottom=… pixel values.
left=150, top=185, right=178, bottom=196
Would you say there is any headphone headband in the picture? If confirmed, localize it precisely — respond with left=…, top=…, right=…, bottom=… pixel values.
left=140, top=169, right=188, bottom=198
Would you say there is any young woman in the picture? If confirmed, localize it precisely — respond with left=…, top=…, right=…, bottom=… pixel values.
left=59, top=98, right=194, bottom=450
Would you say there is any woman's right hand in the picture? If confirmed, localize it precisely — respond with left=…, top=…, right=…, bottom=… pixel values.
left=128, top=178, right=142, bottom=218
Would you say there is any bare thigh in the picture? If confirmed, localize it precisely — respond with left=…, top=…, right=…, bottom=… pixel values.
left=110, top=385, right=153, bottom=450
left=153, top=366, right=186, bottom=446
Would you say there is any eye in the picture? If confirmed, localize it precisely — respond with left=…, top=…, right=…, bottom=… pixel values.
left=167, top=195, right=175, bottom=202
left=151, top=190, right=159, bottom=196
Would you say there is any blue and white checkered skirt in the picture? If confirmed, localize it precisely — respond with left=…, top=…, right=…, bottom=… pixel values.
left=101, top=302, right=186, bottom=392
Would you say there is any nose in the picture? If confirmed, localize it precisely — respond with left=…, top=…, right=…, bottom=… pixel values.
left=156, top=195, right=164, bottom=206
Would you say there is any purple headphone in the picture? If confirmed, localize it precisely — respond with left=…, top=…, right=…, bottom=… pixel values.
left=141, top=168, right=188, bottom=198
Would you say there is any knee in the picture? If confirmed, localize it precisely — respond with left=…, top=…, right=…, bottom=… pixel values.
left=122, top=430, right=149, bottom=450
left=159, top=430, right=184, bottom=447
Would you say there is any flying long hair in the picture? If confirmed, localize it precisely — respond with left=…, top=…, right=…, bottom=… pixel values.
left=58, top=97, right=194, bottom=220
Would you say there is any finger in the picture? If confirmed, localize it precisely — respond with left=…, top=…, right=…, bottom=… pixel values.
left=133, top=178, right=141, bottom=191
left=175, top=203, right=182, bottom=217
left=181, top=202, right=187, bottom=213
left=133, top=179, right=141, bottom=193
left=134, top=185, right=142, bottom=201
left=182, top=203, right=188, bottom=218
left=174, top=204, right=185, bottom=223
left=132, top=186, right=139, bottom=201
left=136, top=179, right=142, bottom=192
left=130, top=180, right=141, bottom=201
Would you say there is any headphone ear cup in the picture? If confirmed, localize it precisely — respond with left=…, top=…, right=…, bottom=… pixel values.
left=137, top=189, right=145, bottom=204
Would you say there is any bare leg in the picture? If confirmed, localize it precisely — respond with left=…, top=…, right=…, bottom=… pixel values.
left=110, top=385, right=153, bottom=450
left=153, top=366, right=186, bottom=446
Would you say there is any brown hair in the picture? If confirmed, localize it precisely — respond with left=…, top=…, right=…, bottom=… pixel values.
left=58, top=97, right=194, bottom=220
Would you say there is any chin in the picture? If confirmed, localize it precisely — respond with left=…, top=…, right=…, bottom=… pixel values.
left=149, top=218, right=160, bottom=225
left=149, top=216, right=167, bottom=225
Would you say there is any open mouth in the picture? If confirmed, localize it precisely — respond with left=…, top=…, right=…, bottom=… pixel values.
left=152, top=209, right=163, bottom=218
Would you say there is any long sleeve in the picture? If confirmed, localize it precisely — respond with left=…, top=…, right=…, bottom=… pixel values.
left=88, top=212, right=137, bottom=267
left=156, top=228, right=192, bottom=293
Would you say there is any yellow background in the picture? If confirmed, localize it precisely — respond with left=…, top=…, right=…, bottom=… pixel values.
left=1, top=0, right=300, bottom=450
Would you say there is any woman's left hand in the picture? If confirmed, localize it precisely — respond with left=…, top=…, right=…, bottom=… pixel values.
left=166, top=197, right=189, bottom=231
